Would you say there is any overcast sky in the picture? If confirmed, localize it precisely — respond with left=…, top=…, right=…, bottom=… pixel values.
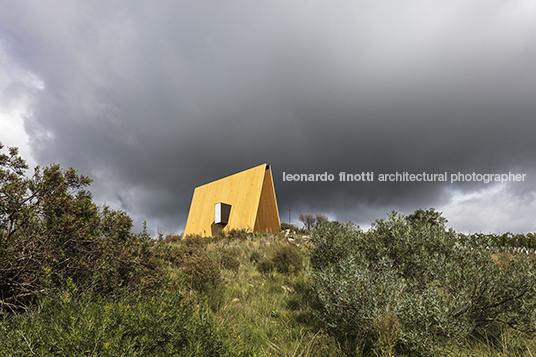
left=1, top=0, right=535, bottom=235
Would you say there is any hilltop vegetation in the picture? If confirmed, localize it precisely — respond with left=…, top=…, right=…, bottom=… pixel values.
left=310, top=213, right=536, bottom=356
left=2, top=143, right=536, bottom=356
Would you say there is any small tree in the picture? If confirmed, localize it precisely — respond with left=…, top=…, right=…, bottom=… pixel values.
left=314, top=213, right=329, bottom=227
left=405, top=208, right=447, bottom=228
left=299, top=213, right=316, bottom=230
left=299, top=212, right=329, bottom=231
left=272, top=245, right=303, bottom=274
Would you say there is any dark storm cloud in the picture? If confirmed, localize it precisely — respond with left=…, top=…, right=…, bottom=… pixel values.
left=1, top=0, right=535, bottom=233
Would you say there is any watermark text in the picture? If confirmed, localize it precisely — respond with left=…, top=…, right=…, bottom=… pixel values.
left=282, top=171, right=527, bottom=184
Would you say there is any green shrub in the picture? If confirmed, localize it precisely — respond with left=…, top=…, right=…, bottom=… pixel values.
left=280, top=222, right=298, bottom=231
left=220, top=249, right=240, bottom=273
left=90, top=238, right=169, bottom=298
left=305, top=330, right=343, bottom=357
left=308, top=221, right=361, bottom=270
left=161, top=244, right=202, bottom=268
left=0, top=143, right=170, bottom=310
left=164, top=234, right=182, bottom=244
left=156, top=243, right=187, bottom=267
left=181, top=250, right=223, bottom=311
left=310, top=213, right=536, bottom=356
left=272, top=244, right=303, bottom=274
left=0, top=287, right=230, bottom=356
left=182, top=251, right=221, bottom=294
left=256, top=257, right=275, bottom=276
left=181, top=234, right=212, bottom=248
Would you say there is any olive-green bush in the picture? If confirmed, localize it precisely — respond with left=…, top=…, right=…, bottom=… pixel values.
left=272, top=244, right=304, bottom=274
left=220, top=249, right=240, bottom=273
left=310, top=213, right=536, bottom=356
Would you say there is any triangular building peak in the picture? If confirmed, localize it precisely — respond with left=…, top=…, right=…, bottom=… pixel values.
left=184, top=164, right=280, bottom=237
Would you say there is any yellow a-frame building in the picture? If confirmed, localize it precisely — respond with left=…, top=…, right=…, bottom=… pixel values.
left=184, top=164, right=280, bottom=237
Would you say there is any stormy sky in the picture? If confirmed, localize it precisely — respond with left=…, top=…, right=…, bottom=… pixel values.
left=1, top=0, right=535, bottom=235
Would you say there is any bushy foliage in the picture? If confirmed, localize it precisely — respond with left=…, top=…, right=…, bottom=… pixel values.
left=211, top=228, right=251, bottom=241
left=272, top=244, right=304, bottom=274
left=159, top=242, right=201, bottom=268
left=280, top=222, right=309, bottom=234
left=181, top=249, right=223, bottom=311
left=183, top=252, right=220, bottom=292
left=0, top=144, right=238, bottom=347
left=89, top=238, right=167, bottom=298
left=460, top=231, right=536, bottom=252
left=220, top=249, right=240, bottom=273
left=310, top=212, right=536, bottom=356
left=0, top=286, right=230, bottom=356
left=308, top=221, right=362, bottom=270
left=181, top=234, right=214, bottom=248
left=0, top=143, right=237, bottom=353
left=163, top=234, right=182, bottom=244
left=157, top=235, right=226, bottom=310
left=250, top=243, right=304, bottom=276
left=280, top=222, right=299, bottom=231
left=405, top=207, right=447, bottom=228
left=0, top=143, right=168, bottom=310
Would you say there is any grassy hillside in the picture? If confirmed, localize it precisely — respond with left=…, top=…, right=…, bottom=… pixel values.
left=3, top=228, right=536, bottom=356
left=3, top=144, right=536, bottom=356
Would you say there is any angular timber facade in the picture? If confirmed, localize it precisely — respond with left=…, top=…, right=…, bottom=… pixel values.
left=184, top=164, right=280, bottom=237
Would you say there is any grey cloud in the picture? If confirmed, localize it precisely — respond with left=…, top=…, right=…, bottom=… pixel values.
left=1, top=0, right=535, bottom=233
